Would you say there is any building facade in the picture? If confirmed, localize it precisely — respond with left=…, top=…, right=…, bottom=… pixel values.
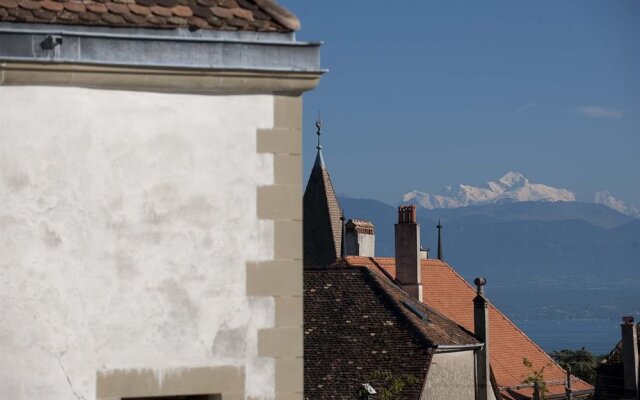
left=0, top=1, right=322, bottom=399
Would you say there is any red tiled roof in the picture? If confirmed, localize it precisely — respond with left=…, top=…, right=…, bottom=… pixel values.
left=0, top=0, right=298, bottom=31
left=343, top=256, right=594, bottom=399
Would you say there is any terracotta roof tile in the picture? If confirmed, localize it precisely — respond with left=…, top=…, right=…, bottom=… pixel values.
left=0, top=0, right=298, bottom=31
left=343, top=256, right=594, bottom=399
left=127, top=3, right=149, bottom=15
left=78, top=10, right=98, bottom=20
left=20, top=0, right=41, bottom=10
left=106, top=2, right=128, bottom=14
left=86, top=2, right=107, bottom=12
left=0, top=0, right=18, bottom=10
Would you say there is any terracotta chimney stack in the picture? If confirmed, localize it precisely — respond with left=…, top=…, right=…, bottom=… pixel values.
left=474, top=277, right=490, bottom=400
left=621, top=315, right=639, bottom=399
left=394, top=205, right=422, bottom=302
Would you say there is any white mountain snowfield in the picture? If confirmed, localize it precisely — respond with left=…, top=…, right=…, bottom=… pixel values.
left=403, top=171, right=640, bottom=217
left=593, top=191, right=640, bottom=217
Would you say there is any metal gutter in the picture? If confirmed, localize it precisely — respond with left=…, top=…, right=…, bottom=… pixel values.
left=0, top=22, right=323, bottom=73
left=435, top=343, right=485, bottom=353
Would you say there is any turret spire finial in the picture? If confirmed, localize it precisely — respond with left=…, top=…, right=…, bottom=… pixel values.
left=315, top=112, right=323, bottom=150
left=312, top=113, right=326, bottom=169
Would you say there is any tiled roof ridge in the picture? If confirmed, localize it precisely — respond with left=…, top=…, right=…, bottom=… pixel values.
left=321, top=168, right=343, bottom=258
left=366, top=256, right=396, bottom=282
left=0, top=0, right=297, bottom=32
left=359, top=267, right=435, bottom=347
left=369, top=266, right=480, bottom=344
left=304, top=263, right=366, bottom=271
left=344, top=257, right=480, bottom=346
left=434, top=259, right=593, bottom=389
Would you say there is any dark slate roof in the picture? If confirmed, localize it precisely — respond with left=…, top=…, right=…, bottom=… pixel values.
left=304, top=266, right=479, bottom=400
left=303, top=149, right=343, bottom=267
left=0, top=0, right=299, bottom=31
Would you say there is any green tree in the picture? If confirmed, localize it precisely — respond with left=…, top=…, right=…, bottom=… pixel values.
left=522, top=358, right=550, bottom=399
left=549, top=348, right=600, bottom=385
left=368, top=370, right=420, bottom=400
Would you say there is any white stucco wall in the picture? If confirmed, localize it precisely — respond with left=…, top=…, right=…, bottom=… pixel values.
left=345, top=232, right=375, bottom=257
left=0, top=86, right=276, bottom=399
left=421, top=350, right=496, bottom=400
left=356, top=232, right=375, bottom=257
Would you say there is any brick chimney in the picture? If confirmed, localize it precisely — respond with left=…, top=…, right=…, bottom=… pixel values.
left=621, top=315, right=639, bottom=399
left=474, top=277, right=490, bottom=400
left=394, top=205, right=422, bottom=302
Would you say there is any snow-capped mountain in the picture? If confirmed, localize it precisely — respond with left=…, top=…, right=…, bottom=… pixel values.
left=403, top=171, right=639, bottom=217
left=404, top=171, right=575, bottom=208
left=594, top=191, right=640, bottom=217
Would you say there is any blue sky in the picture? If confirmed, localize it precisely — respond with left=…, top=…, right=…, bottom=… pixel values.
left=280, top=1, right=640, bottom=206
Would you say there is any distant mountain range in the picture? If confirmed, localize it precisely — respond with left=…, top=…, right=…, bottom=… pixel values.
left=403, top=171, right=639, bottom=217
left=340, top=195, right=640, bottom=321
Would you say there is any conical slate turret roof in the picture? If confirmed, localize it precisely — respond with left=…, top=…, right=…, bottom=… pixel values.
left=303, top=124, right=342, bottom=266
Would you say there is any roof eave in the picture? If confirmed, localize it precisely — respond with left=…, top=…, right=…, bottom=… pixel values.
left=0, top=22, right=323, bottom=74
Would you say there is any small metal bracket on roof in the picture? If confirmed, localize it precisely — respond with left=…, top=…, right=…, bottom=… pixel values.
left=40, top=35, right=63, bottom=50
left=402, top=300, right=430, bottom=322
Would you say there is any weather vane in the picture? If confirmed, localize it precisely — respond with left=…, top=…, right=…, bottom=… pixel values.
left=315, top=112, right=323, bottom=150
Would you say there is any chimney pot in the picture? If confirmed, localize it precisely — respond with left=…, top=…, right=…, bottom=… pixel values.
left=397, top=205, right=417, bottom=224
left=620, top=315, right=639, bottom=397
left=474, top=277, right=490, bottom=400
left=474, top=277, right=487, bottom=295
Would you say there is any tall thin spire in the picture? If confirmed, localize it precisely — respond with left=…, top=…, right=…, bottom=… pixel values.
left=437, top=219, right=443, bottom=260
left=303, top=116, right=343, bottom=266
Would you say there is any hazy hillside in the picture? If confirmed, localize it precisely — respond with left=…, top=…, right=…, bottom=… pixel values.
left=340, top=197, right=640, bottom=320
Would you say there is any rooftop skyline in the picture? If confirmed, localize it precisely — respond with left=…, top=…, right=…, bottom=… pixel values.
left=282, top=1, right=640, bottom=207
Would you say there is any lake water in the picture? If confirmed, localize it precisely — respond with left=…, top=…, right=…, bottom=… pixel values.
left=513, top=319, right=622, bottom=355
